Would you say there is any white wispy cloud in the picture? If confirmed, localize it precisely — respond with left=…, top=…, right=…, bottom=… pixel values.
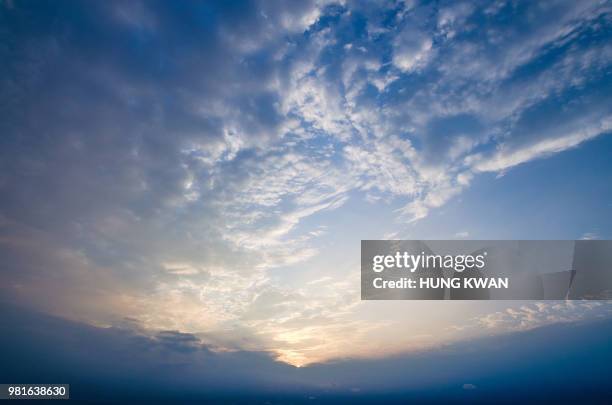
left=475, top=301, right=612, bottom=331
left=470, top=117, right=612, bottom=173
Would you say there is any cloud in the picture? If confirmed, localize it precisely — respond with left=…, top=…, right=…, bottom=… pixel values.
left=580, top=232, right=599, bottom=240
left=475, top=301, right=612, bottom=331
left=2, top=302, right=612, bottom=400
left=392, top=27, right=434, bottom=73
left=471, top=117, right=612, bottom=173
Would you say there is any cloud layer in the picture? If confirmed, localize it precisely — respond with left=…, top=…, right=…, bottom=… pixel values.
left=2, top=302, right=611, bottom=401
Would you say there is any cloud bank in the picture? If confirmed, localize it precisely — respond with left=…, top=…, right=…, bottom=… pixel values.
left=1, top=302, right=611, bottom=402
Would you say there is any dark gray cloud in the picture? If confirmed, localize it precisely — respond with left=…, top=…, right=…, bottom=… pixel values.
left=1, top=301, right=611, bottom=402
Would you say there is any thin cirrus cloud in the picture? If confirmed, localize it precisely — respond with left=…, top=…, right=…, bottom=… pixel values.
left=0, top=0, right=611, bottom=366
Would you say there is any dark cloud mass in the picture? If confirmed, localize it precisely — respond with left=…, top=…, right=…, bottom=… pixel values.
left=1, top=302, right=611, bottom=402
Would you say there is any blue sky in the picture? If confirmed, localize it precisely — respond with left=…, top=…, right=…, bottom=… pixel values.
left=1, top=0, right=611, bottom=377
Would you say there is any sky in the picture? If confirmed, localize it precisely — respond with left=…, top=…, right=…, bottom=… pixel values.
left=2, top=302, right=611, bottom=402
left=1, top=0, right=612, bottom=387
